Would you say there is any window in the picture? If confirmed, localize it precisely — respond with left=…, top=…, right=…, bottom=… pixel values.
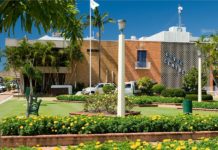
left=137, top=50, right=147, bottom=67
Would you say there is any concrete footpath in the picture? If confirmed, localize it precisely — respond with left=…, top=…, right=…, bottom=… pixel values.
left=0, top=91, right=14, bottom=105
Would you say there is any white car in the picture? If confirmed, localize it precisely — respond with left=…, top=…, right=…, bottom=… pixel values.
left=0, top=83, right=6, bottom=92
left=82, top=83, right=115, bottom=94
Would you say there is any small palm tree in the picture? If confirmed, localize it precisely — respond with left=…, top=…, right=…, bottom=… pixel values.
left=90, top=8, right=114, bottom=82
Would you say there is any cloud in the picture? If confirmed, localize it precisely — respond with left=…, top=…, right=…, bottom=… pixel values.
left=201, top=28, right=218, bottom=34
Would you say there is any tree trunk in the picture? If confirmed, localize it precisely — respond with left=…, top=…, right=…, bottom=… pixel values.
left=98, top=28, right=101, bottom=83
left=26, top=77, right=33, bottom=117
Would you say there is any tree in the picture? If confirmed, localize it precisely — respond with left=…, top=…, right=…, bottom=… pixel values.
left=196, top=34, right=218, bottom=87
left=89, top=8, right=114, bottom=82
left=0, top=0, right=82, bottom=43
left=182, top=67, right=207, bottom=93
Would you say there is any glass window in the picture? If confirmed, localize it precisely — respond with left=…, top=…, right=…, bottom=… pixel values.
left=137, top=50, right=147, bottom=67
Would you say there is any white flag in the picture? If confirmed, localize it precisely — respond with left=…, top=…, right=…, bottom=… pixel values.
left=178, top=5, right=183, bottom=14
left=90, top=0, right=99, bottom=10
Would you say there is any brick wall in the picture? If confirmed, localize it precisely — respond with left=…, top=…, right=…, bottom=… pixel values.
left=66, top=40, right=162, bottom=86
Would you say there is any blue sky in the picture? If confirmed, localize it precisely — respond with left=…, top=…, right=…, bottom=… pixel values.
left=0, top=0, right=218, bottom=70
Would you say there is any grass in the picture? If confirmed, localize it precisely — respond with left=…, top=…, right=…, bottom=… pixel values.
left=0, top=98, right=84, bottom=120
left=1, top=97, right=218, bottom=120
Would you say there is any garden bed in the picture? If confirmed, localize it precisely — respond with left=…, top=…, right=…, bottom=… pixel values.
left=2, top=131, right=218, bottom=147
left=53, top=100, right=85, bottom=103
left=69, top=111, right=141, bottom=116
left=177, top=107, right=218, bottom=112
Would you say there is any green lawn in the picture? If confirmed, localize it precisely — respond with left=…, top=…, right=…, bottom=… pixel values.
left=1, top=98, right=218, bottom=120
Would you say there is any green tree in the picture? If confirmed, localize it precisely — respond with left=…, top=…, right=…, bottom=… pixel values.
left=89, top=8, right=114, bottom=82
left=0, top=0, right=82, bottom=43
left=196, top=34, right=218, bottom=87
left=182, top=67, right=207, bottom=93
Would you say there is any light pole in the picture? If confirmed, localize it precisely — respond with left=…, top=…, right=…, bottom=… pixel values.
left=198, top=50, right=202, bottom=102
left=117, top=19, right=126, bottom=117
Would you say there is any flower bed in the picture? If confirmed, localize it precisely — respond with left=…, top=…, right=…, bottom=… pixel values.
left=2, top=137, right=218, bottom=149
left=2, top=115, right=218, bottom=136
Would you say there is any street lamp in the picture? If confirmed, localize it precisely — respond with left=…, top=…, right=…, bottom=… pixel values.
left=117, top=19, right=126, bottom=117
left=198, top=50, right=202, bottom=102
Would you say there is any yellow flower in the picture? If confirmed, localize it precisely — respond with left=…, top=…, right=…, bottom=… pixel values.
left=79, top=143, right=84, bottom=147
left=96, top=141, right=101, bottom=145
left=156, top=143, right=162, bottom=150
left=62, top=125, right=65, bottom=129
left=170, top=144, right=175, bottom=148
left=130, top=144, right=138, bottom=149
left=29, top=123, right=33, bottom=126
left=54, top=121, right=58, bottom=124
left=20, top=126, right=24, bottom=129
left=81, top=127, right=85, bottom=130
left=37, top=148, right=42, bottom=150
left=108, top=140, right=113, bottom=143
left=70, top=123, right=74, bottom=126
left=204, top=138, right=209, bottom=142
left=192, top=147, right=197, bottom=150
left=136, top=139, right=141, bottom=142
left=205, top=148, right=210, bottom=150
left=143, top=141, right=149, bottom=146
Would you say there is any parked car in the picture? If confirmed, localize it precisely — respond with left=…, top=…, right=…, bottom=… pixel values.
left=124, top=81, right=141, bottom=96
left=82, top=83, right=116, bottom=94
left=0, top=83, right=6, bottom=92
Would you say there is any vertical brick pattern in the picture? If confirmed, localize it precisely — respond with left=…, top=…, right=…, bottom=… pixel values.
left=66, top=40, right=162, bottom=86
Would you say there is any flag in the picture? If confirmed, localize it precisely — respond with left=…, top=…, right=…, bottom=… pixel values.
left=178, top=5, right=183, bottom=14
left=90, top=0, right=99, bottom=10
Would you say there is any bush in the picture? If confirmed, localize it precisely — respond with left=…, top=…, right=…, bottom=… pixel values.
left=161, top=88, right=186, bottom=97
left=185, top=94, right=213, bottom=101
left=182, top=67, right=207, bottom=93
left=102, top=84, right=115, bottom=94
left=84, top=94, right=134, bottom=113
left=152, top=84, right=166, bottom=95
left=2, top=114, right=218, bottom=135
left=137, top=76, right=155, bottom=95
left=56, top=95, right=86, bottom=101
left=193, top=101, right=218, bottom=109
left=130, top=96, right=183, bottom=104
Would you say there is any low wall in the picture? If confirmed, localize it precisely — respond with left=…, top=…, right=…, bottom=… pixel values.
left=1, top=131, right=218, bottom=147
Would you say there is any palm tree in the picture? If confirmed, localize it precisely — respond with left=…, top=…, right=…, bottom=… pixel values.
left=90, top=8, right=114, bottom=82
left=0, top=0, right=82, bottom=44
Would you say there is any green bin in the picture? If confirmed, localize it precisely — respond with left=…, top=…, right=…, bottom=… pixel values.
left=183, top=99, right=192, bottom=114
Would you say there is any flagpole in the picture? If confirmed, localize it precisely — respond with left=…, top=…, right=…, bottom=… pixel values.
left=89, top=2, right=92, bottom=94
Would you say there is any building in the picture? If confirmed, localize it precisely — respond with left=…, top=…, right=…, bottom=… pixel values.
left=5, top=26, right=216, bottom=94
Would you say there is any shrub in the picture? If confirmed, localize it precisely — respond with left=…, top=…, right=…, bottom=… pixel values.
left=56, top=95, right=86, bottom=101
left=152, top=84, right=166, bottom=95
left=137, top=76, right=155, bottom=95
left=185, top=94, right=213, bottom=101
left=102, top=84, right=115, bottom=94
left=161, top=88, right=186, bottom=97
left=130, top=96, right=183, bottom=104
left=2, top=115, right=218, bottom=135
left=193, top=101, right=218, bottom=109
left=84, top=94, right=134, bottom=113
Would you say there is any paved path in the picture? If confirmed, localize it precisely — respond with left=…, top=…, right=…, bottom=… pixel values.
left=0, top=91, right=14, bottom=104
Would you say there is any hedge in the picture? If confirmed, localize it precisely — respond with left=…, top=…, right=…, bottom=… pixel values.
left=56, top=95, right=87, bottom=101
left=130, top=96, right=183, bottom=104
left=3, top=137, right=218, bottom=150
left=161, top=88, right=186, bottom=97
left=185, top=94, right=213, bottom=101
left=193, top=101, right=218, bottom=109
left=2, top=115, right=218, bottom=136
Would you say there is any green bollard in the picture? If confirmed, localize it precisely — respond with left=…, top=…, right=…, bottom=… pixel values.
left=183, top=99, right=192, bottom=114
